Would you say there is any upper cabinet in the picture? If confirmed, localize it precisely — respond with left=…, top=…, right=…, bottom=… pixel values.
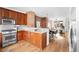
left=40, top=17, right=47, bottom=28
left=16, top=12, right=27, bottom=25
left=27, top=11, right=36, bottom=27
left=23, top=14, right=27, bottom=25
left=0, top=7, right=27, bottom=25
left=16, top=12, right=22, bottom=25
left=0, top=7, right=17, bottom=20
left=0, top=8, right=2, bottom=19
left=35, top=16, right=47, bottom=28
left=0, top=8, right=9, bottom=18
left=9, top=10, right=17, bottom=20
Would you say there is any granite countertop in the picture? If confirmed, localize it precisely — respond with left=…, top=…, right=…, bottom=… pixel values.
left=17, top=25, right=47, bottom=33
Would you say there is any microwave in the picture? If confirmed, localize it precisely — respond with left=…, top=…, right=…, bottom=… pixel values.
left=0, top=19, right=15, bottom=25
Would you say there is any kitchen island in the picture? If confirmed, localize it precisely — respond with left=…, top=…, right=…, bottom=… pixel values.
left=17, top=25, right=49, bottom=49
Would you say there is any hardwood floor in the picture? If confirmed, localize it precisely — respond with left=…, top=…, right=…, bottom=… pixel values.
left=43, top=33, right=69, bottom=52
left=0, top=33, right=69, bottom=52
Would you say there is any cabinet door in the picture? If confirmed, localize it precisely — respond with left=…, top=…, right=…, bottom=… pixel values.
left=23, top=14, right=27, bottom=25
left=9, top=10, right=17, bottom=20
left=17, top=31, right=23, bottom=41
left=40, top=19, right=47, bottom=28
left=1, top=8, right=9, bottom=18
left=0, top=33, right=2, bottom=48
left=21, top=13, right=26, bottom=25
left=30, top=32, right=36, bottom=44
left=0, top=8, right=2, bottom=19
left=27, top=32, right=31, bottom=42
left=35, top=33, right=42, bottom=48
left=31, top=32, right=46, bottom=49
left=42, top=33, right=47, bottom=49
left=23, top=31, right=28, bottom=41
left=16, top=12, right=21, bottom=25
left=30, top=32, right=42, bottom=48
left=16, top=12, right=25, bottom=25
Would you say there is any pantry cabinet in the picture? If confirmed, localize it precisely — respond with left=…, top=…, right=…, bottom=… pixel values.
left=27, top=12, right=36, bottom=27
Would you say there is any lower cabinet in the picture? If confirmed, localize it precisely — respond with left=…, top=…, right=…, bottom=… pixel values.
left=0, top=33, right=2, bottom=48
left=17, top=30, right=30, bottom=41
left=30, top=32, right=47, bottom=49
left=17, top=31, right=23, bottom=41
left=17, top=30, right=47, bottom=49
left=30, top=32, right=36, bottom=44
left=23, top=31, right=28, bottom=41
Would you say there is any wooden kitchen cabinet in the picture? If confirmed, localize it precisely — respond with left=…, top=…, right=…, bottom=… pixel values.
left=30, top=32, right=36, bottom=44
left=27, top=11, right=36, bottom=27
left=0, top=7, right=27, bottom=25
left=16, top=12, right=27, bottom=25
left=0, top=7, right=16, bottom=19
left=17, top=30, right=29, bottom=41
left=17, top=31, right=23, bottom=41
left=0, top=33, right=2, bottom=48
left=17, top=30, right=47, bottom=49
left=1, top=8, right=9, bottom=18
left=26, top=32, right=31, bottom=42
left=16, top=12, right=22, bottom=25
left=0, top=7, right=17, bottom=21
left=22, top=31, right=28, bottom=41
left=40, top=17, right=47, bottom=28
left=30, top=32, right=47, bottom=49
left=23, top=14, right=27, bottom=25
left=21, top=13, right=27, bottom=25
left=35, top=16, right=47, bottom=28
left=0, top=8, right=2, bottom=19
left=9, top=10, right=17, bottom=20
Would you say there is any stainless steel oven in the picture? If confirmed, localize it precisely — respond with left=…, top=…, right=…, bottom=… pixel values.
left=2, top=29, right=17, bottom=47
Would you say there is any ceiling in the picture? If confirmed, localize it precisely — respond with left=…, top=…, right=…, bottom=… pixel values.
left=5, top=7, right=71, bottom=18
